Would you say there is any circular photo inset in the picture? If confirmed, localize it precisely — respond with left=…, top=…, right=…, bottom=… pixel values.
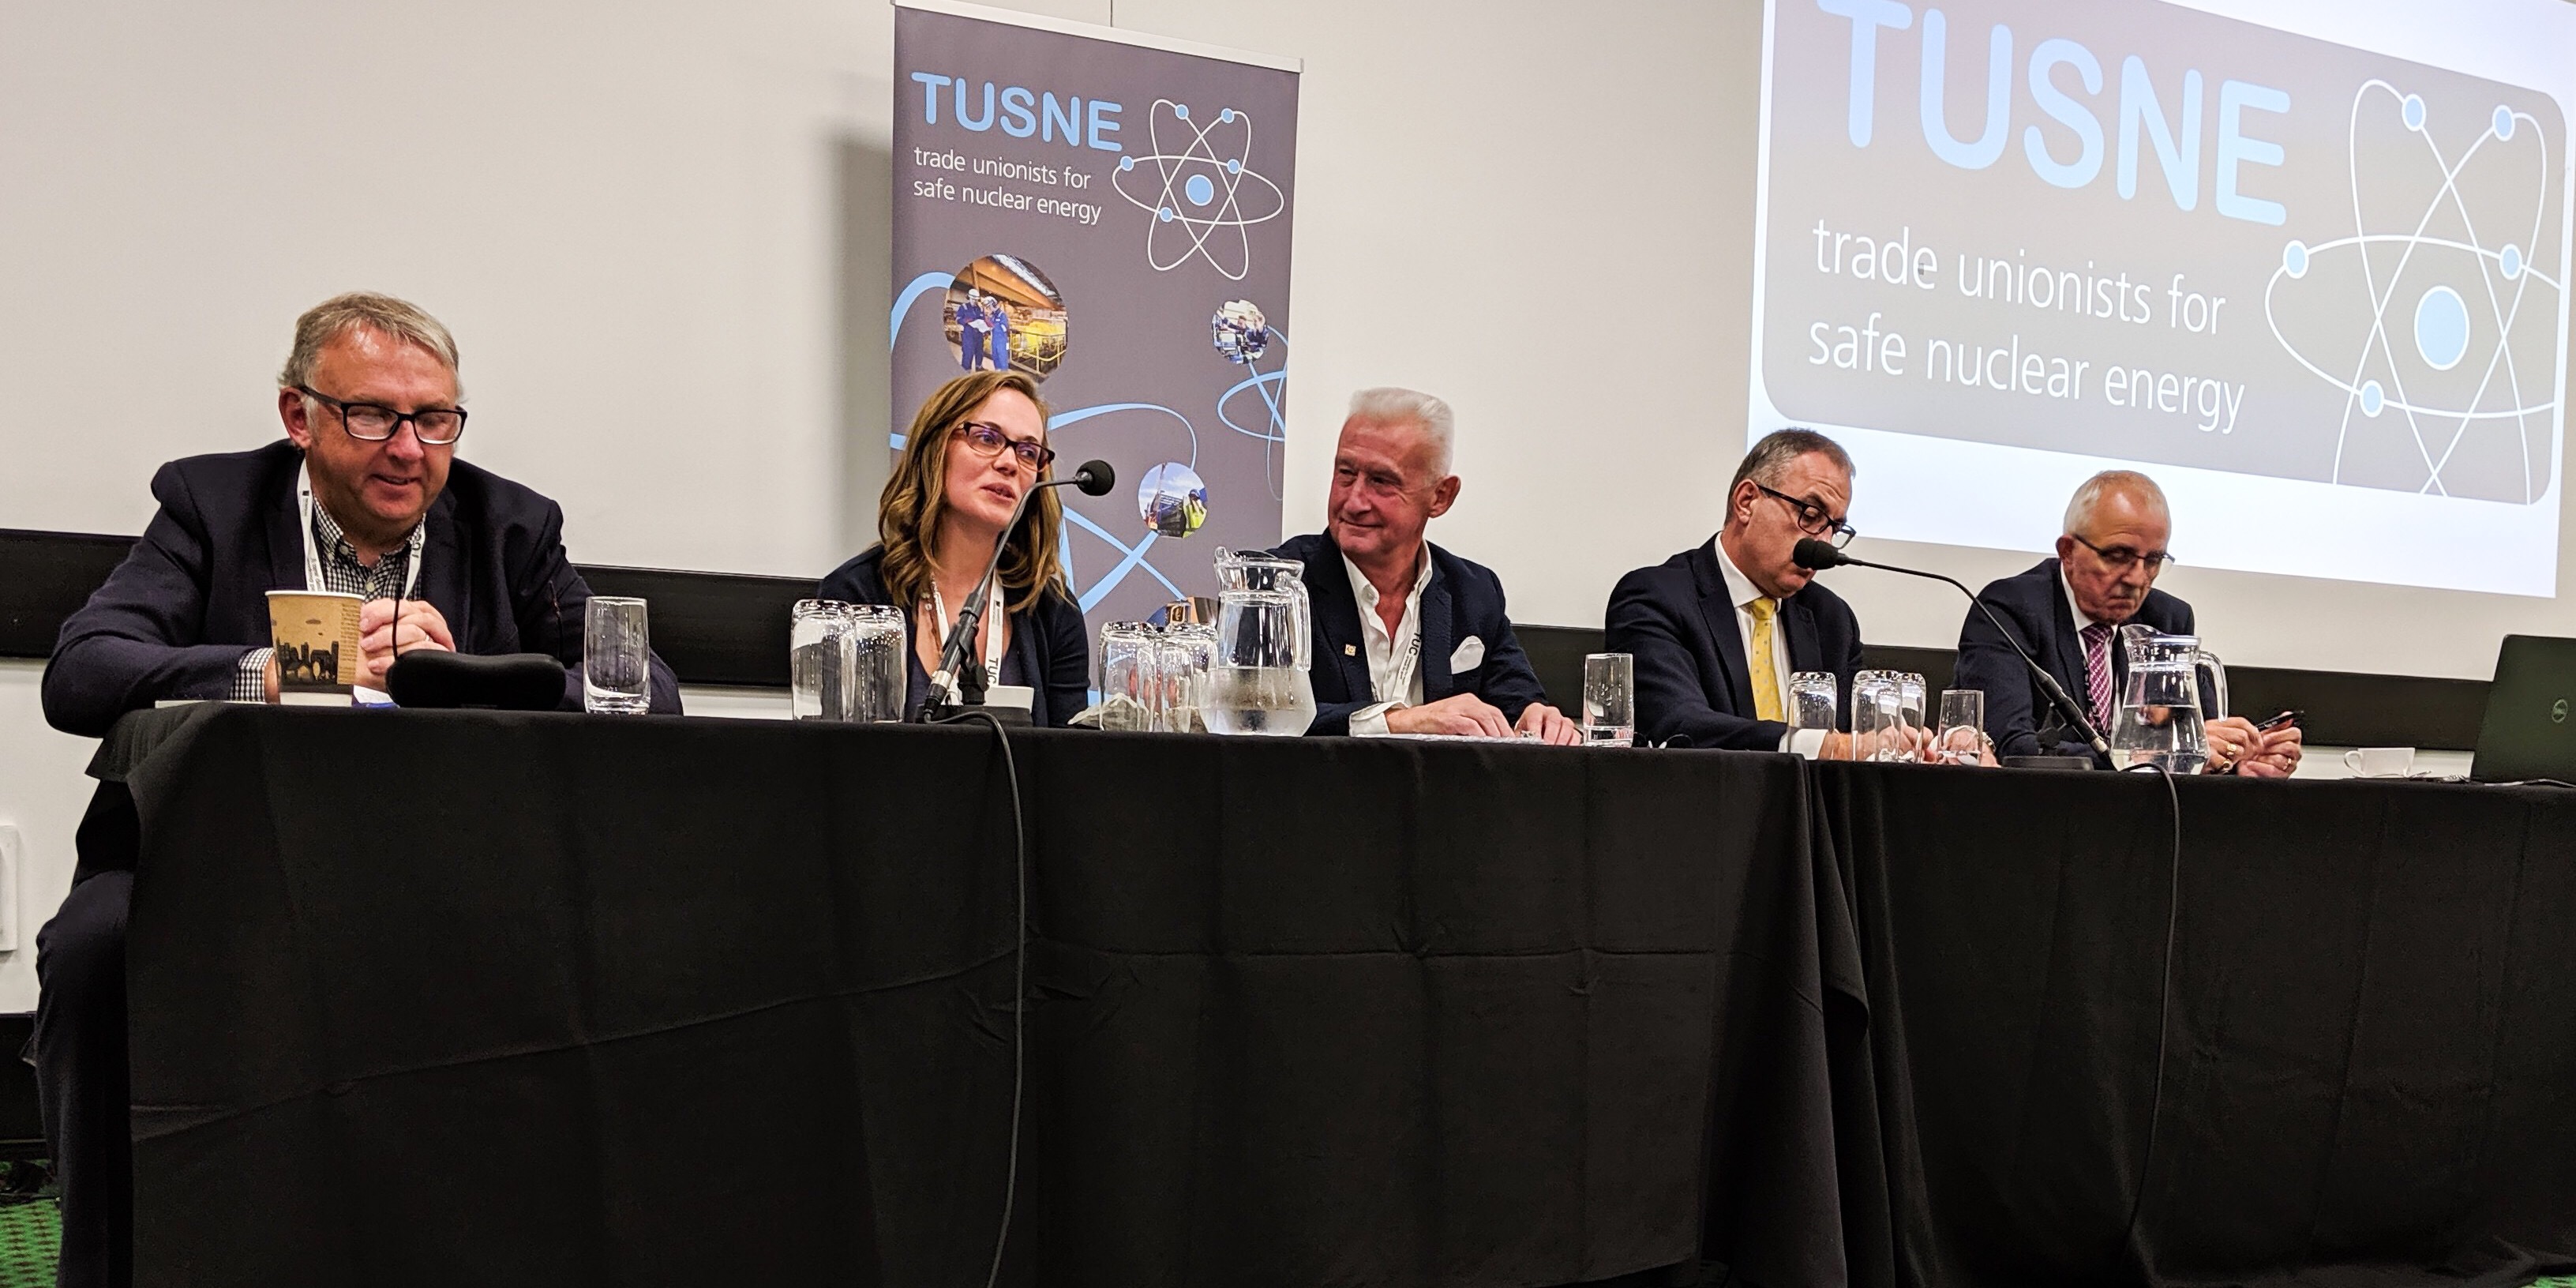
left=1137, top=461, right=1209, bottom=539
left=1211, top=299, right=1269, bottom=364
left=946, top=254, right=1068, bottom=379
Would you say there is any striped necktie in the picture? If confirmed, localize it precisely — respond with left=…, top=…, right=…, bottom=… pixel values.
left=1748, top=598, right=1785, bottom=723
left=2081, top=621, right=2115, bottom=730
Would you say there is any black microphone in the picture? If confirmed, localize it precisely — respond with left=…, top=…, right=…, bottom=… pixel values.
left=1791, top=539, right=2110, bottom=759
left=922, top=459, right=1118, bottom=718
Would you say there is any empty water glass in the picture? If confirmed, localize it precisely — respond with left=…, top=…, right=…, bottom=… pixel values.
left=1581, top=652, right=1634, bottom=747
left=1789, top=671, right=1839, bottom=746
left=1850, top=670, right=1910, bottom=762
left=1155, top=625, right=1217, bottom=732
left=790, top=599, right=854, bottom=721
left=1934, top=689, right=1985, bottom=765
left=1097, top=622, right=1154, bottom=731
left=583, top=596, right=651, bottom=715
left=846, top=605, right=906, bottom=722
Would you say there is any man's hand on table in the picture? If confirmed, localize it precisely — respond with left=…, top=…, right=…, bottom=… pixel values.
left=1514, top=702, right=1582, bottom=746
left=358, top=598, right=456, bottom=690
left=1385, top=693, right=1515, bottom=739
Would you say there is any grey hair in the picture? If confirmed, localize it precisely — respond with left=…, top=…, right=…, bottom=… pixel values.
left=2063, top=470, right=2168, bottom=535
left=1728, top=427, right=1854, bottom=494
left=278, top=291, right=463, bottom=396
left=1345, top=386, right=1455, bottom=476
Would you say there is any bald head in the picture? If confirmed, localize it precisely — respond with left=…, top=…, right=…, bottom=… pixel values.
left=2056, top=471, right=2172, bottom=625
left=2063, top=471, right=2168, bottom=537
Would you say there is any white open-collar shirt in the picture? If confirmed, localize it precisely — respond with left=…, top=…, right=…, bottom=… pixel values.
left=1343, top=545, right=1434, bottom=737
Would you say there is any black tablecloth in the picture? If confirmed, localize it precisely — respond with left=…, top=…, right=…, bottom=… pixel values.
left=111, top=707, right=1853, bottom=1288
left=100, top=708, right=2576, bottom=1287
left=1814, top=762, right=2576, bottom=1288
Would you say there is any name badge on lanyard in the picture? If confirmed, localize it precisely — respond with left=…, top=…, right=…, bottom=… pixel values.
left=298, top=466, right=424, bottom=599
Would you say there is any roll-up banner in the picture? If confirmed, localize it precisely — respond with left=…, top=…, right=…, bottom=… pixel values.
left=891, top=0, right=1301, bottom=628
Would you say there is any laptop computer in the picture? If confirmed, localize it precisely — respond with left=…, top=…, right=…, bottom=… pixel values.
left=2471, top=635, right=2576, bottom=783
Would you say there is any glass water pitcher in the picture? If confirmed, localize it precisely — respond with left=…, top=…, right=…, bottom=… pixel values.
left=2110, top=625, right=2228, bottom=774
left=1205, top=547, right=1315, bottom=735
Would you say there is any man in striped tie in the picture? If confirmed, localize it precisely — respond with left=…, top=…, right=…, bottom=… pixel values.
left=1607, top=428, right=1923, bottom=755
left=1953, top=471, right=2302, bottom=775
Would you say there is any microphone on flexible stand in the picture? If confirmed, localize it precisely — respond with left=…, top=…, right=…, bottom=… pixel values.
left=922, top=458, right=1116, bottom=720
left=1791, top=537, right=2111, bottom=760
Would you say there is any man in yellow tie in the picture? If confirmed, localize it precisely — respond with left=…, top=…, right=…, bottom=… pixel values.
left=1606, top=428, right=1917, bottom=755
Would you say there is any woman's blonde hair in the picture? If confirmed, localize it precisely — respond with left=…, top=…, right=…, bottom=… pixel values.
left=878, top=370, right=1064, bottom=612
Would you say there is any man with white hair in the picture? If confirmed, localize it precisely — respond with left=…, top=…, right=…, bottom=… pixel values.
left=1268, top=387, right=1578, bottom=742
left=1954, top=470, right=2301, bottom=774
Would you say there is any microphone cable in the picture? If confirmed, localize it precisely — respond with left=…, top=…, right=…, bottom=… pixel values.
left=928, top=706, right=1029, bottom=1288
left=2117, top=760, right=2184, bottom=1260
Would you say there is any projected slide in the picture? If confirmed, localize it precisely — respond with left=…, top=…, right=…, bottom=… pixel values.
left=1751, top=0, right=2576, bottom=595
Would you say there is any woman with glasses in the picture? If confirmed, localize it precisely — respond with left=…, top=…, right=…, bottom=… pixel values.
left=819, top=370, right=1089, bottom=725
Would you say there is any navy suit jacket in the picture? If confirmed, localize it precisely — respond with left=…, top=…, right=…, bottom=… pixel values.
left=1603, top=540, right=1865, bottom=750
left=43, top=440, right=681, bottom=737
left=1954, top=558, right=2195, bottom=763
left=1269, top=532, right=1552, bottom=738
left=816, top=545, right=1089, bottom=728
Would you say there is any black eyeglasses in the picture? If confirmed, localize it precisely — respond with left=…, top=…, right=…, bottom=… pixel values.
left=2068, top=533, right=2174, bottom=573
left=955, top=420, right=1054, bottom=469
left=298, top=386, right=467, bottom=445
left=1753, top=483, right=1858, bottom=547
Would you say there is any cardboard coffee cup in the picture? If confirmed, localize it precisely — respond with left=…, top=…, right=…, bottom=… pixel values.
left=265, top=590, right=366, bottom=705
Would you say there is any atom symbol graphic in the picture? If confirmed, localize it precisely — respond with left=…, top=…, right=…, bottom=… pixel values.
left=1110, top=100, right=1286, bottom=281
left=2267, top=80, right=2563, bottom=502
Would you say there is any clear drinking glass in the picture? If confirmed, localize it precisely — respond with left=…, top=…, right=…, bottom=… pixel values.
left=1096, top=622, right=1154, bottom=731
left=789, top=599, right=853, bottom=721
left=1580, top=652, right=1634, bottom=747
left=1933, top=689, right=1985, bottom=765
left=1789, top=670, right=1839, bottom=752
left=583, top=596, right=651, bottom=715
left=1153, top=625, right=1217, bottom=732
left=1850, top=670, right=1909, bottom=762
left=845, top=605, right=907, bottom=723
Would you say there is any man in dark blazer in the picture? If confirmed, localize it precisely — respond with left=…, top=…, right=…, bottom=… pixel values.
left=1955, top=470, right=2300, bottom=774
left=36, top=292, right=677, bottom=1288
left=1605, top=428, right=1903, bottom=755
left=1272, top=387, right=1575, bottom=741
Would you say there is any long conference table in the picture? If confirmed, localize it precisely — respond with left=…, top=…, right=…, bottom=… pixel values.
left=91, top=705, right=2576, bottom=1288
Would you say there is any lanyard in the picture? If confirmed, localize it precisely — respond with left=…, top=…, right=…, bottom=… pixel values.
left=1378, top=631, right=1421, bottom=704
left=929, top=581, right=1008, bottom=679
left=298, top=465, right=424, bottom=599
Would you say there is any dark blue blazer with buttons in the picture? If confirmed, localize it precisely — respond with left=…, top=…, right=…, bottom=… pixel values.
left=1269, top=531, right=1553, bottom=737
left=43, top=439, right=681, bottom=738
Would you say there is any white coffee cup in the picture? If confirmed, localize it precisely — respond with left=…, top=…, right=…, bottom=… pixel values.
left=2342, top=746, right=2415, bottom=778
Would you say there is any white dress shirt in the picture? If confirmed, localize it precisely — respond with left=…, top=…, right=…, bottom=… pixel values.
left=1708, top=537, right=1829, bottom=757
left=2060, top=566, right=2107, bottom=637
left=1343, top=546, right=1433, bottom=737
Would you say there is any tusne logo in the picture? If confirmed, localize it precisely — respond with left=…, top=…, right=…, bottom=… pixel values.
left=909, top=73, right=1126, bottom=152
left=1815, top=0, right=2291, bottom=225
left=2552, top=698, right=2567, bottom=724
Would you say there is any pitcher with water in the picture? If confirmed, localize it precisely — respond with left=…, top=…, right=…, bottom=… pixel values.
left=2109, top=625, right=2228, bottom=774
left=1206, top=547, right=1315, bottom=735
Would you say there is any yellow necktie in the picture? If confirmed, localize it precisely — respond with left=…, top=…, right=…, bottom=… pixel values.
left=1747, top=598, right=1785, bottom=723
